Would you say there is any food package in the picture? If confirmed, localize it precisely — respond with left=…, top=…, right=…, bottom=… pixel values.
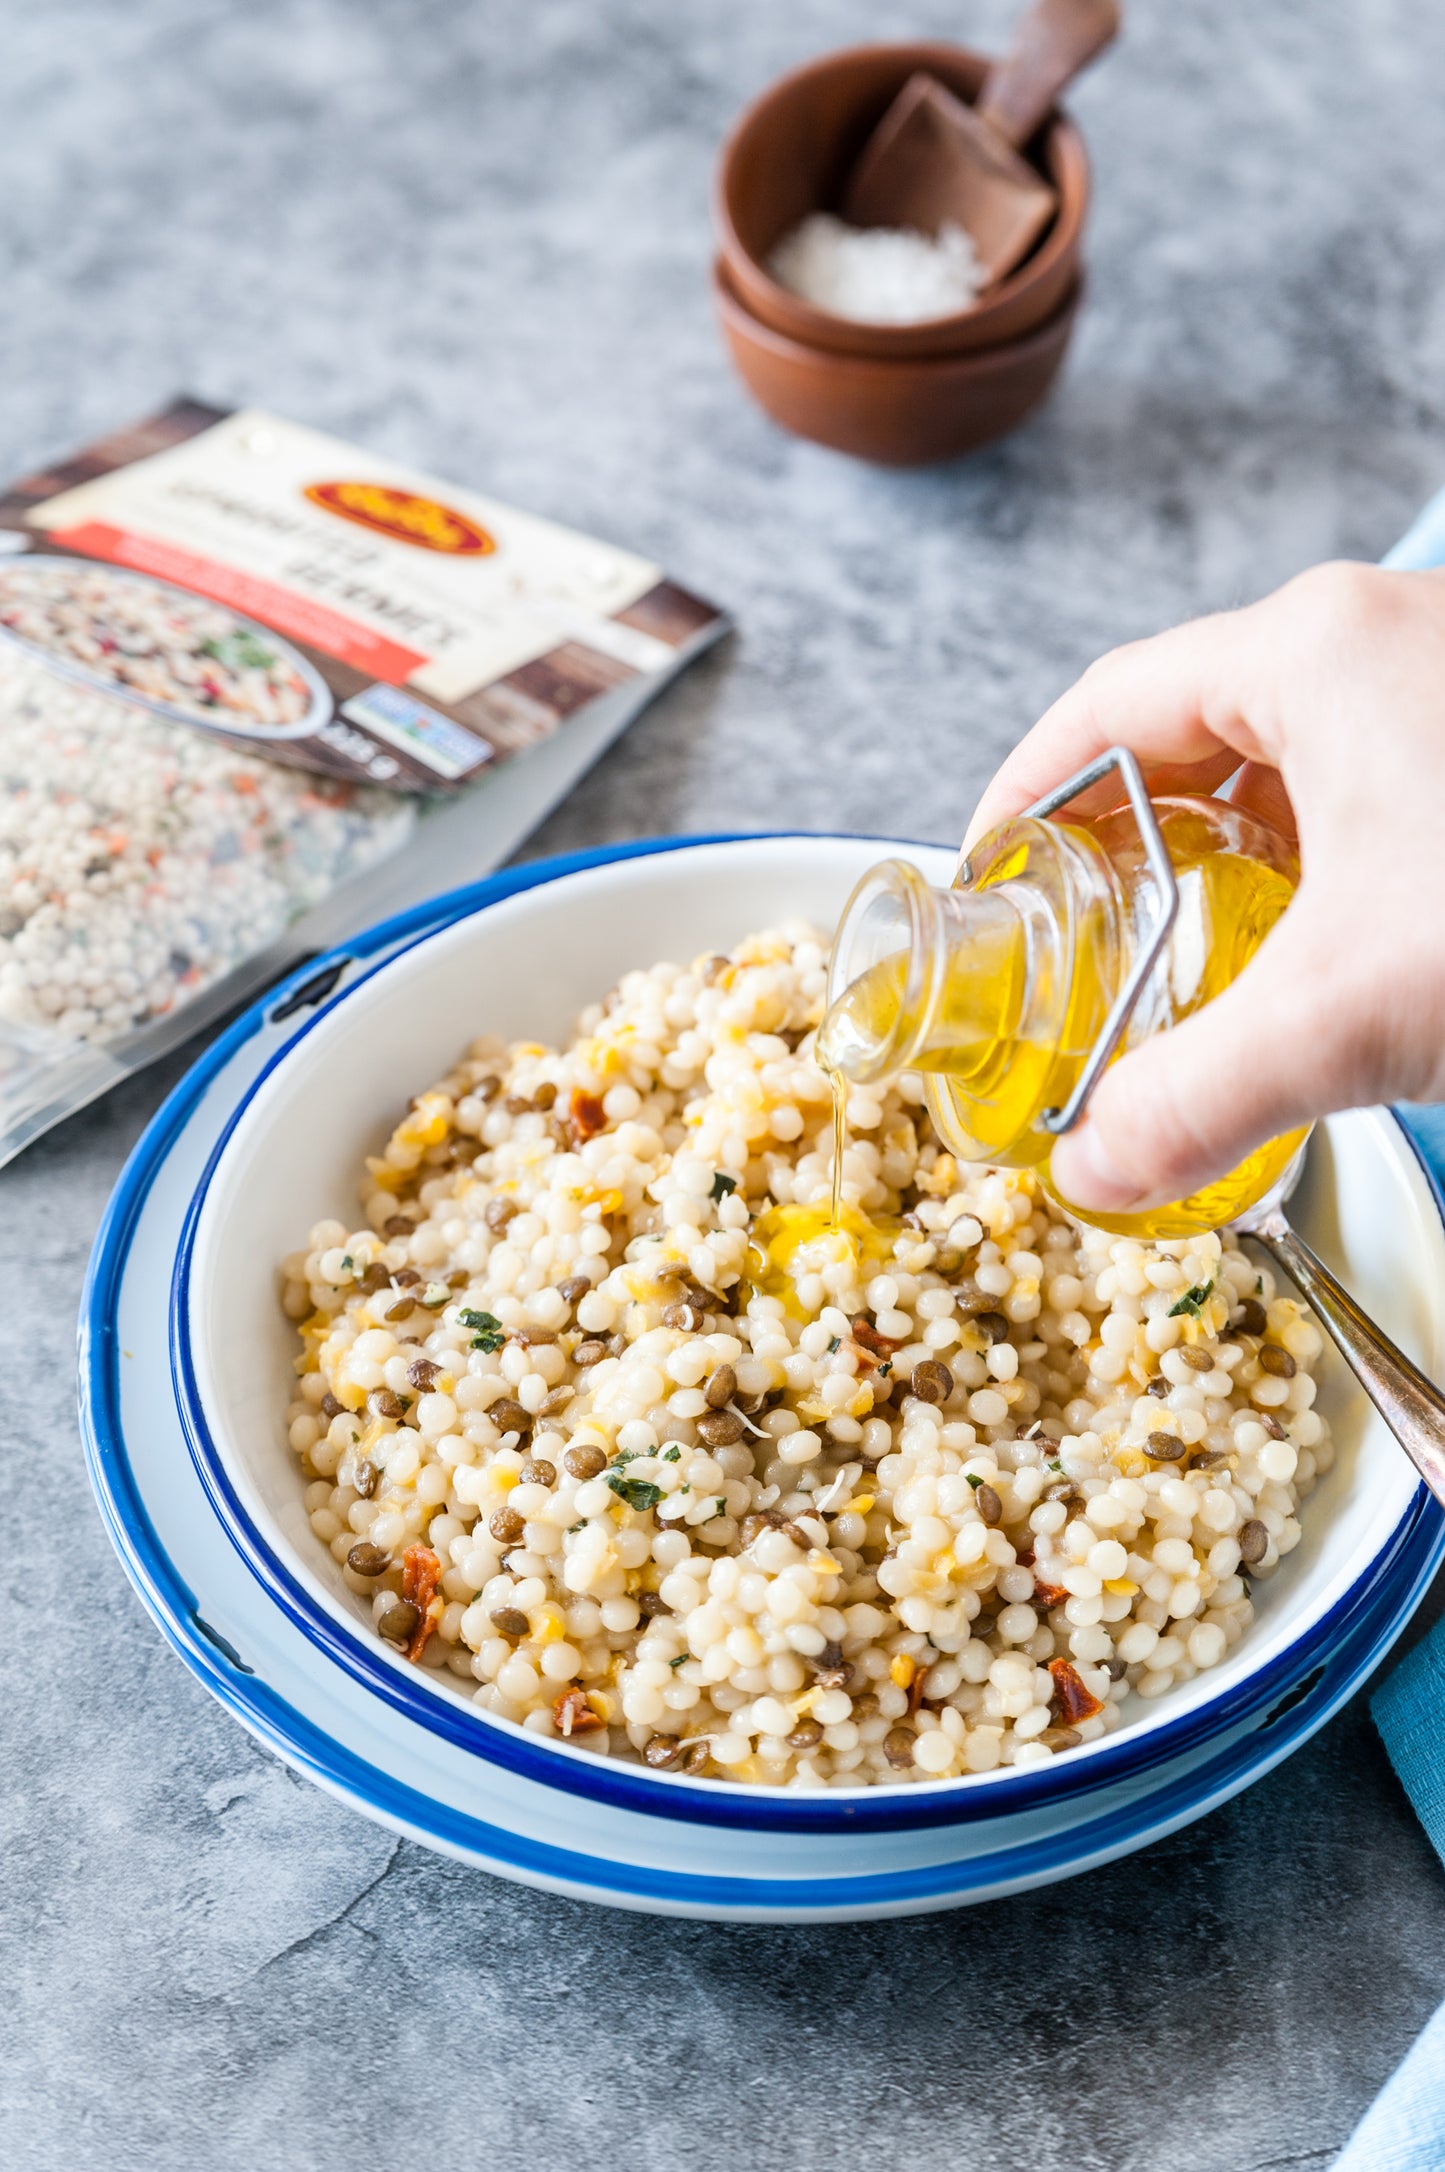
left=0, top=400, right=726, bottom=1164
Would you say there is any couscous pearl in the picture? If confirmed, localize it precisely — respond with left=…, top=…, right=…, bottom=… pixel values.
left=496, top=1657, right=540, bottom=1703
left=1088, top=1539, right=1128, bottom=1580
left=1260, top=1440, right=1298, bottom=1483
left=914, top=1732, right=955, bottom=1774
left=416, top=1393, right=458, bottom=1437
left=1116, top=1622, right=1159, bottom=1665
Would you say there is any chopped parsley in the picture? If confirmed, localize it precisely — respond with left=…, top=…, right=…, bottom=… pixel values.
left=460, top=1307, right=506, bottom=1352
left=340, top=1254, right=354, bottom=1271
left=877, top=1359, right=893, bottom=1378
left=1168, top=1279, right=1215, bottom=1318
left=605, top=1472, right=665, bottom=1512
left=826, top=1335, right=841, bottom=1353
left=662, top=1445, right=681, bottom=1463
left=203, top=627, right=280, bottom=673
left=1047, top=1457, right=1064, bottom=1473
left=1256, top=1275, right=1264, bottom=1295
left=710, top=1172, right=738, bottom=1201
left=709, top=1497, right=726, bottom=1519
left=669, top=1654, right=688, bottom=1669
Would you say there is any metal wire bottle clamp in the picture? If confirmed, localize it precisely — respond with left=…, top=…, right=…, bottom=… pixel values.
left=956, top=745, right=1180, bottom=1137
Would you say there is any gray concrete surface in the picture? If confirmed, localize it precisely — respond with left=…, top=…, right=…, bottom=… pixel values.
left=3, top=3, right=1445, bottom=2167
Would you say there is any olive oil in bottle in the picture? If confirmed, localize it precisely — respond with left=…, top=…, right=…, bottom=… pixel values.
left=815, top=794, right=1303, bottom=1241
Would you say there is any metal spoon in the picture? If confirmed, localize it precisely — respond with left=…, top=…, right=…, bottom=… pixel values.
left=1232, top=1144, right=1445, bottom=1510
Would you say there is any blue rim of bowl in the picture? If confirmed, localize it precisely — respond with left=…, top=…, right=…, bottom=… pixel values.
left=80, top=835, right=1445, bottom=1875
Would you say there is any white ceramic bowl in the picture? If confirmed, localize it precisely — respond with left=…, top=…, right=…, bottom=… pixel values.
left=85, top=835, right=1445, bottom=1914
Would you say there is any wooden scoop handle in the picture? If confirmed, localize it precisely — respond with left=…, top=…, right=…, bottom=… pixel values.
left=976, top=0, right=1121, bottom=149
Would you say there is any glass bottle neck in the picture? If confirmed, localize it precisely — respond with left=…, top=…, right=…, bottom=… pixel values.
left=815, top=858, right=1019, bottom=1083
left=818, top=820, right=1120, bottom=1144
left=818, top=795, right=1300, bottom=1187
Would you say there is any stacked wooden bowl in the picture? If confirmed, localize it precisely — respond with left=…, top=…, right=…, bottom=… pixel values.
left=713, top=42, right=1090, bottom=465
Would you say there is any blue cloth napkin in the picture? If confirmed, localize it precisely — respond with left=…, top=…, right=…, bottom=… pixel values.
left=1329, top=492, right=1445, bottom=2168
left=1381, top=483, right=1445, bottom=573
left=1333, top=2004, right=1445, bottom=2172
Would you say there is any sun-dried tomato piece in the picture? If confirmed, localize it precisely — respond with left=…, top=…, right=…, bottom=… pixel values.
left=1014, top=1543, right=1036, bottom=1568
left=553, top=1687, right=606, bottom=1736
left=569, top=1088, right=607, bottom=1145
left=1033, top=1579, right=1070, bottom=1611
left=851, top=1315, right=904, bottom=1359
left=1049, top=1657, right=1104, bottom=1725
left=402, top=1543, right=440, bottom=1610
left=402, top=1544, right=443, bottom=1662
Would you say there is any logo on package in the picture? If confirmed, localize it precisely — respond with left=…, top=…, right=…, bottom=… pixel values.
left=304, top=481, right=496, bottom=556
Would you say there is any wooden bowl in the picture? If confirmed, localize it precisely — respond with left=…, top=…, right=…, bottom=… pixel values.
left=714, top=41, right=1089, bottom=362
left=713, top=255, right=1082, bottom=465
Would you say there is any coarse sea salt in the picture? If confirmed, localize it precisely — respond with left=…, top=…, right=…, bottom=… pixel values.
left=768, top=212, right=982, bottom=324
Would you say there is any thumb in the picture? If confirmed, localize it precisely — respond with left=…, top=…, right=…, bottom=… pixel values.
left=1047, top=898, right=1355, bottom=1216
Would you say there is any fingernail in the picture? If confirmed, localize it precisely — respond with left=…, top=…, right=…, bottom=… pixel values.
left=1051, top=1122, right=1145, bottom=1211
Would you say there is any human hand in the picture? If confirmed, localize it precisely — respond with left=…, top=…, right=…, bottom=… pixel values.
left=964, top=562, right=1445, bottom=1216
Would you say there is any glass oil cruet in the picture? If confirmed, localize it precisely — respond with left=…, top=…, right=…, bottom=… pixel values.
left=816, top=747, right=1306, bottom=1240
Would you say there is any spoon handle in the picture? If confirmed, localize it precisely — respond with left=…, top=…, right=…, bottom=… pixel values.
left=976, top=0, right=1121, bottom=151
left=1253, top=1224, right=1445, bottom=1512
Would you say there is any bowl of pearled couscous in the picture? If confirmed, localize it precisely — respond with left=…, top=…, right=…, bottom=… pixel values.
left=171, top=836, right=1445, bottom=1906
left=274, top=939, right=1325, bottom=1788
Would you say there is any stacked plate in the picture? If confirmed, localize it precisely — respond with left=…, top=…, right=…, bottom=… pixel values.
left=80, top=834, right=1445, bottom=1918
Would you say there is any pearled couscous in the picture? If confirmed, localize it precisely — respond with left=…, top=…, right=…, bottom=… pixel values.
left=279, top=924, right=1330, bottom=1788
left=0, top=646, right=408, bottom=1047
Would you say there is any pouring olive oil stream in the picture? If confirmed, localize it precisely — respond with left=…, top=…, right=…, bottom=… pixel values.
left=752, top=791, right=1304, bottom=1295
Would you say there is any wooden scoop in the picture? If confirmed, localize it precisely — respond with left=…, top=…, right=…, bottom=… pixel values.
left=841, top=0, right=1120, bottom=290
